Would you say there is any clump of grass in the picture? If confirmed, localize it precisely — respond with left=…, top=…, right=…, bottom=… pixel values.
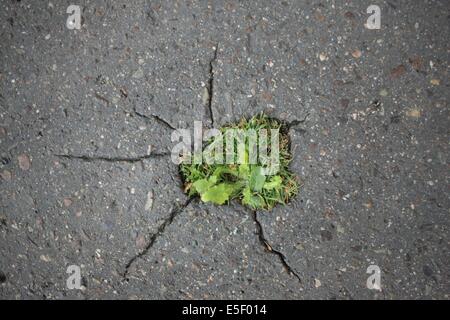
left=180, top=114, right=298, bottom=210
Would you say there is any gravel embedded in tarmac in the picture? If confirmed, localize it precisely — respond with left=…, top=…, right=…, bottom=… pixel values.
left=0, top=0, right=448, bottom=299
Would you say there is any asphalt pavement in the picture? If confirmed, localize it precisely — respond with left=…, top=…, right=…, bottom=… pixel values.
left=0, top=0, right=448, bottom=299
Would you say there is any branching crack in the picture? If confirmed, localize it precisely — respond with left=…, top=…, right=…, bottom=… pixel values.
left=251, top=210, right=302, bottom=284
left=122, top=198, right=194, bottom=279
left=55, top=152, right=170, bottom=163
left=206, top=44, right=219, bottom=127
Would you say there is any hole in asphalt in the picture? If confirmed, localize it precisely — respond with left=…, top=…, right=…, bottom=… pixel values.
left=179, top=114, right=299, bottom=210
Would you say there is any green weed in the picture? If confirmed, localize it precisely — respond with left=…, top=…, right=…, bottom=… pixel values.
left=180, top=114, right=299, bottom=210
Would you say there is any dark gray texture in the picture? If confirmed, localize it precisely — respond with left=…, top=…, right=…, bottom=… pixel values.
left=0, top=0, right=448, bottom=299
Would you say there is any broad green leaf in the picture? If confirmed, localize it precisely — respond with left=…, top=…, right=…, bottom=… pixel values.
left=263, top=176, right=282, bottom=190
left=208, top=175, right=218, bottom=185
left=201, top=183, right=234, bottom=205
left=192, top=177, right=216, bottom=194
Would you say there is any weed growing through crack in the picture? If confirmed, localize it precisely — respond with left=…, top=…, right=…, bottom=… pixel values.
left=180, top=114, right=298, bottom=210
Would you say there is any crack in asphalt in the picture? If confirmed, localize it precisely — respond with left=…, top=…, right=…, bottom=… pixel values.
left=285, top=113, right=310, bottom=129
left=150, top=114, right=177, bottom=131
left=94, top=92, right=110, bottom=106
left=206, top=44, right=218, bottom=127
left=122, top=197, right=194, bottom=280
left=133, top=108, right=177, bottom=130
left=251, top=210, right=302, bottom=284
left=55, top=152, right=170, bottom=163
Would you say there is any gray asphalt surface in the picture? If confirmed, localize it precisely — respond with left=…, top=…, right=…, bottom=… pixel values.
left=0, top=0, right=449, bottom=299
